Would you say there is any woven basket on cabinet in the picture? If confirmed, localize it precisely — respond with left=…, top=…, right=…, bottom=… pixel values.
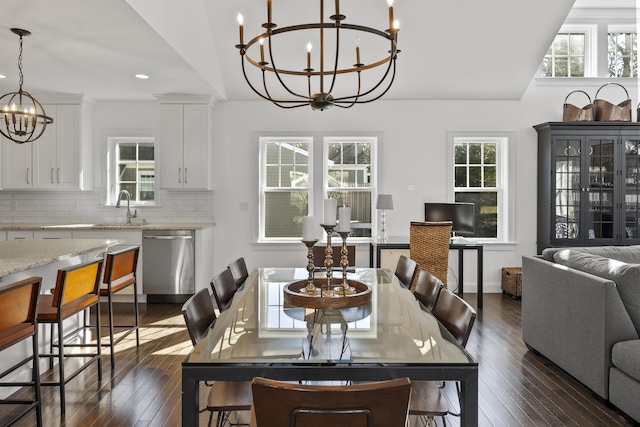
left=409, top=221, right=452, bottom=291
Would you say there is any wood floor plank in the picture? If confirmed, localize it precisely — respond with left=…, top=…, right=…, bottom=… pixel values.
left=1, top=295, right=635, bottom=426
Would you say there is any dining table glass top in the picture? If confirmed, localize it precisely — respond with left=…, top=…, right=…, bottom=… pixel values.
left=186, top=267, right=475, bottom=366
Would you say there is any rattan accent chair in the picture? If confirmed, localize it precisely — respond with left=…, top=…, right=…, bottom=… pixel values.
left=0, top=276, right=42, bottom=426
left=409, top=221, right=452, bottom=290
left=250, top=377, right=411, bottom=427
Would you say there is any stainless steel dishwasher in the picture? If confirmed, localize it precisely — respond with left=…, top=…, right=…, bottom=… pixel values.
left=142, top=230, right=195, bottom=303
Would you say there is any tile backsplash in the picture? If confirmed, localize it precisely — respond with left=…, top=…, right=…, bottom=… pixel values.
left=0, top=190, right=213, bottom=224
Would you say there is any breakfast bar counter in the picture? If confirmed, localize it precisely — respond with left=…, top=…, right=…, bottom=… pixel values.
left=0, top=238, right=123, bottom=284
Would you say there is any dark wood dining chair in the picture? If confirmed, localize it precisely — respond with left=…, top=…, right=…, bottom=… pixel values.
left=36, top=259, right=103, bottom=415
left=182, top=288, right=252, bottom=427
left=413, top=269, right=443, bottom=312
left=100, top=246, right=140, bottom=369
left=0, top=276, right=42, bottom=427
left=228, top=257, right=249, bottom=289
left=250, top=376, right=411, bottom=427
left=394, top=254, right=418, bottom=289
left=210, top=268, right=238, bottom=312
left=411, top=287, right=477, bottom=424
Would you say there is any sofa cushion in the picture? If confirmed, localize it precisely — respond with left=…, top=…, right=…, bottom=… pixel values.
left=545, top=245, right=640, bottom=263
left=553, top=251, right=640, bottom=335
left=612, top=340, right=640, bottom=382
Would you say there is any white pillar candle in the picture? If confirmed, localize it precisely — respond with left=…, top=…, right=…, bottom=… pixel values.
left=323, top=199, right=337, bottom=225
left=337, top=207, right=351, bottom=232
left=302, top=216, right=315, bottom=241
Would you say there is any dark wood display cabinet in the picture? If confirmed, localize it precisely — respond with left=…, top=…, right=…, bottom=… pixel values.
left=535, top=122, right=640, bottom=253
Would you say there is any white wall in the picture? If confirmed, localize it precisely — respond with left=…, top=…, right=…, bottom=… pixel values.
left=210, top=78, right=638, bottom=292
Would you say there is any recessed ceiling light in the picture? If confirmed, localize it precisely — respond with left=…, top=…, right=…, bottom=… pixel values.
left=135, top=74, right=149, bottom=79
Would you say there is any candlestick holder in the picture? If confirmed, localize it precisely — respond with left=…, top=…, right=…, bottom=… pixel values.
left=301, top=239, right=319, bottom=293
left=337, top=230, right=354, bottom=291
left=320, top=224, right=336, bottom=286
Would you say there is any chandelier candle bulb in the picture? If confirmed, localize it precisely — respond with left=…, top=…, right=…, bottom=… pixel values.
left=259, top=38, right=265, bottom=63
left=267, top=0, right=272, bottom=25
left=237, top=13, right=244, bottom=45
left=307, top=43, right=312, bottom=69
left=387, top=0, right=394, bottom=30
left=335, top=0, right=340, bottom=16
left=323, top=199, right=337, bottom=225
left=337, top=207, right=351, bottom=232
left=355, top=38, right=361, bottom=64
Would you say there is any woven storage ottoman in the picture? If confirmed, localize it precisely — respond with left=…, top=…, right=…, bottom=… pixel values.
left=501, top=267, right=522, bottom=299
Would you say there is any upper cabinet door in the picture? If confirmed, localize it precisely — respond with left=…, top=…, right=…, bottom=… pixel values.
left=159, top=103, right=211, bottom=190
left=32, top=105, right=58, bottom=189
left=182, top=104, right=209, bottom=190
left=1, top=136, right=32, bottom=189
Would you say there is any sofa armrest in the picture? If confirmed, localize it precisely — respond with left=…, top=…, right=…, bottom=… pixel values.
left=522, top=255, right=638, bottom=399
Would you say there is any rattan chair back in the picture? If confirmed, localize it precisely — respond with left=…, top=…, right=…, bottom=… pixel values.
left=409, top=221, right=452, bottom=290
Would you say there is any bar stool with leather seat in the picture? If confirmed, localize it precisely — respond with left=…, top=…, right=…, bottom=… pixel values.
left=182, top=288, right=252, bottom=427
left=36, top=259, right=103, bottom=415
left=100, top=246, right=140, bottom=370
left=228, top=257, right=249, bottom=289
left=0, top=276, right=42, bottom=427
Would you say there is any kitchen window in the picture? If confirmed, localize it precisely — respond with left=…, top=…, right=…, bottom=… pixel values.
left=258, top=135, right=377, bottom=242
left=108, top=137, right=157, bottom=206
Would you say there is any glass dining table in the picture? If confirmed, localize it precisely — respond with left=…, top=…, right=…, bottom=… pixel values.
left=182, top=267, right=478, bottom=426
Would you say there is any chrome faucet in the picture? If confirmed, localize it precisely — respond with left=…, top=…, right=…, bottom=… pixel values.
left=116, top=189, right=137, bottom=224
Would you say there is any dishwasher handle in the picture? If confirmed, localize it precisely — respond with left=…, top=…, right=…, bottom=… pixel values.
left=143, top=235, right=193, bottom=240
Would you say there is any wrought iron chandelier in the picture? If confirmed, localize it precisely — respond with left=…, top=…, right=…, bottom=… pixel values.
left=0, top=28, right=53, bottom=144
left=235, top=0, right=400, bottom=111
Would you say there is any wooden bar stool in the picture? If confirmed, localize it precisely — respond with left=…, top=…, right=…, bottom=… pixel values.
left=37, top=259, right=103, bottom=415
left=100, top=247, right=140, bottom=369
left=0, top=276, right=42, bottom=427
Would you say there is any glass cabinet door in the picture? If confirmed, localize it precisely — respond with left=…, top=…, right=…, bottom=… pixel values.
left=623, top=138, right=640, bottom=241
left=553, top=138, right=582, bottom=241
left=585, top=138, right=615, bottom=240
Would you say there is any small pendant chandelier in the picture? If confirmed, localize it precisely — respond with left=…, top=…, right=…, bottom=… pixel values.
left=235, top=0, right=400, bottom=111
left=0, top=28, right=53, bottom=144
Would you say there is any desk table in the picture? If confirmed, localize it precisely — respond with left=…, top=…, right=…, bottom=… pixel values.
left=182, top=268, right=478, bottom=426
left=369, top=238, right=484, bottom=309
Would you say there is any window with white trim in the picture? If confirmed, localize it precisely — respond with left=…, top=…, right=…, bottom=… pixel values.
left=451, top=135, right=509, bottom=240
left=259, top=135, right=377, bottom=242
left=608, top=30, right=637, bottom=77
left=107, top=137, right=156, bottom=206
left=542, top=31, right=587, bottom=77
left=325, top=137, right=375, bottom=238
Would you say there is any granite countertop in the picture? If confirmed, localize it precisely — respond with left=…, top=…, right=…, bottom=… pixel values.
left=0, top=238, right=124, bottom=277
left=0, top=222, right=215, bottom=231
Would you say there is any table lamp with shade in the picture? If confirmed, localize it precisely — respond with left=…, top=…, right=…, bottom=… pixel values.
left=376, top=194, right=394, bottom=242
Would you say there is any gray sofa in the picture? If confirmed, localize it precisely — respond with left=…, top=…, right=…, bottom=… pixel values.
left=522, top=246, right=640, bottom=423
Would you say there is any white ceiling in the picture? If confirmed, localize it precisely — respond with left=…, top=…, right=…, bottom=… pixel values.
left=0, top=0, right=628, bottom=104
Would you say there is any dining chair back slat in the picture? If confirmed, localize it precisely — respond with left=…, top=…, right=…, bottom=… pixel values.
left=432, top=287, right=477, bottom=347
left=210, top=268, right=237, bottom=312
left=394, top=254, right=418, bottom=289
left=413, top=269, right=443, bottom=312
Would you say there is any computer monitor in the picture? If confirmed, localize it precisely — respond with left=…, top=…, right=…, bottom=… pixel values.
left=424, top=202, right=475, bottom=236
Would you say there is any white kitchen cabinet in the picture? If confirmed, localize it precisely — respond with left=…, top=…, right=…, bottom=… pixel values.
left=1, top=100, right=93, bottom=190
left=158, top=102, right=212, bottom=190
left=7, top=231, right=34, bottom=240
left=33, top=231, right=73, bottom=239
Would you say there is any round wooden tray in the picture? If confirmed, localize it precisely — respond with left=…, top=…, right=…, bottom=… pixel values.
left=283, top=278, right=372, bottom=310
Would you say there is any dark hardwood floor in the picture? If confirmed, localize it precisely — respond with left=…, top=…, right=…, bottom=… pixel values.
left=1, top=294, right=634, bottom=426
